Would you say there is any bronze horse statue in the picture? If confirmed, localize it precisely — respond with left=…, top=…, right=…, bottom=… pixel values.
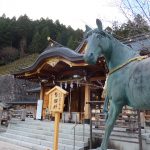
left=84, top=19, right=150, bottom=150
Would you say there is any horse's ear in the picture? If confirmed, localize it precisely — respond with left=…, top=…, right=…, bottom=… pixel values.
left=85, top=25, right=92, bottom=33
left=96, top=19, right=102, bottom=31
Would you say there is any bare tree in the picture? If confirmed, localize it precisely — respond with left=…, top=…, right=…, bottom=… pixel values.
left=119, top=0, right=150, bottom=23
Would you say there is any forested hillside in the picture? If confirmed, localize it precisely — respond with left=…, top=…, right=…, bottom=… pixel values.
left=0, top=14, right=83, bottom=65
left=0, top=14, right=149, bottom=67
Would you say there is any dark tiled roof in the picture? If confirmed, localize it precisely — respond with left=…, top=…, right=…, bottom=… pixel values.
left=42, top=46, right=83, bottom=61
left=121, top=33, right=150, bottom=44
left=14, top=46, right=84, bottom=75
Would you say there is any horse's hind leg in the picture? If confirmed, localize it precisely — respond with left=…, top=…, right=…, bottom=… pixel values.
left=103, top=96, right=109, bottom=121
left=100, top=101, right=123, bottom=150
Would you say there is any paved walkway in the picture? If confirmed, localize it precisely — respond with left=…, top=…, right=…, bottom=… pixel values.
left=0, top=141, right=30, bottom=150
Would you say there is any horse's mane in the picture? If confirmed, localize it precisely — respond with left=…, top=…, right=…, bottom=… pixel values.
left=85, top=28, right=113, bottom=40
left=85, top=28, right=139, bottom=55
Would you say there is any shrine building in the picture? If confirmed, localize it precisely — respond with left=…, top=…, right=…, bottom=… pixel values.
left=13, top=39, right=106, bottom=123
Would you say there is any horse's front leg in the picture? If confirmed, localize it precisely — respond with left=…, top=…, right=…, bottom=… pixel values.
left=99, top=101, right=123, bottom=150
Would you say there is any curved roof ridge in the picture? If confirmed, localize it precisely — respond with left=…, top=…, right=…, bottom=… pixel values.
left=16, top=46, right=84, bottom=74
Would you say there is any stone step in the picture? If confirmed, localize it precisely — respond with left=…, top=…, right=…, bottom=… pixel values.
left=142, top=133, right=150, bottom=144
left=0, top=135, right=49, bottom=150
left=142, top=133, right=150, bottom=139
left=0, top=141, right=31, bottom=150
left=93, top=128, right=138, bottom=138
left=6, top=130, right=88, bottom=147
left=4, top=119, right=89, bottom=150
left=9, top=125, right=90, bottom=137
left=8, top=128, right=88, bottom=142
left=0, top=133, right=84, bottom=150
left=9, top=122, right=90, bottom=134
left=145, top=138, right=150, bottom=144
left=110, top=135, right=139, bottom=143
left=93, top=131, right=139, bottom=143
left=11, top=118, right=89, bottom=125
left=10, top=120, right=90, bottom=131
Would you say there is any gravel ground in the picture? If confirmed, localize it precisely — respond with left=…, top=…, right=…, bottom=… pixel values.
left=0, top=141, right=30, bottom=150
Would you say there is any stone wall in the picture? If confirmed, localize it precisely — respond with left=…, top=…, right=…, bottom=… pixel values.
left=0, top=75, right=39, bottom=103
left=0, top=75, right=15, bottom=103
left=13, top=77, right=39, bottom=103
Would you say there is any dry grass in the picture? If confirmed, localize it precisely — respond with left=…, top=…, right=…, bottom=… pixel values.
left=0, top=54, right=39, bottom=75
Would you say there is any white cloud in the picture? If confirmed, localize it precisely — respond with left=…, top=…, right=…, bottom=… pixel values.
left=0, top=0, right=127, bottom=30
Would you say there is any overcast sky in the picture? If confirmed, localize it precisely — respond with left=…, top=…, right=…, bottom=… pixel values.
left=0, top=0, right=127, bottom=30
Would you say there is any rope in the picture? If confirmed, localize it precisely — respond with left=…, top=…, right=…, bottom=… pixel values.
left=109, top=55, right=148, bottom=75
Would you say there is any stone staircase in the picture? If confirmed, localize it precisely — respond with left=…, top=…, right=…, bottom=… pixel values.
left=92, top=127, right=150, bottom=150
left=0, top=118, right=90, bottom=150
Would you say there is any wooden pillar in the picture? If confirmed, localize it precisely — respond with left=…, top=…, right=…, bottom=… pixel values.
left=84, top=84, right=90, bottom=123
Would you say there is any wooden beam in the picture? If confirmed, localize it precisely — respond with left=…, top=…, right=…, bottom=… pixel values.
left=90, top=76, right=106, bottom=81
left=24, top=57, right=87, bottom=78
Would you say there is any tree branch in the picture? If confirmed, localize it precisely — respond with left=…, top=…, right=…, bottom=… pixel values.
left=135, top=0, right=150, bottom=22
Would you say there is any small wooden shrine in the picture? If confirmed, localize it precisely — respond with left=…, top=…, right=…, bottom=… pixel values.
left=14, top=39, right=106, bottom=123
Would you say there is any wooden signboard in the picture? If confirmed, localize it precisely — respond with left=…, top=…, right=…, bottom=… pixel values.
left=46, top=86, right=68, bottom=150
left=50, top=90, right=65, bottom=113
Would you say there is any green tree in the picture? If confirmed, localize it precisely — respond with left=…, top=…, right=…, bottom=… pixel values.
left=67, top=36, right=75, bottom=49
left=16, top=15, right=32, bottom=56
left=40, top=26, right=50, bottom=51
left=112, top=14, right=150, bottom=39
left=29, top=31, right=41, bottom=53
left=0, top=14, right=84, bottom=64
left=0, top=14, right=13, bottom=48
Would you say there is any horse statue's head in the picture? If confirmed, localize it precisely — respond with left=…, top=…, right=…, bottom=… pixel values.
left=84, top=19, right=112, bottom=64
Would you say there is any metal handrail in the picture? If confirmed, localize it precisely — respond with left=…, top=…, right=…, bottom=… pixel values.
left=72, top=113, right=85, bottom=150
left=82, top=114, right=85, bottom=142
left=72, top=122, right=79, bottom=150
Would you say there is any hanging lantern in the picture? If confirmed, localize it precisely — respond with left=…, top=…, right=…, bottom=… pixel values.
left=65, top=82, right=67, bottom=89
left=79, top=83, right=81, bottom=87
left=76, top=80, right=79, bottom=87
left=60, top=82, right=62, bottom=88
left=70, top=82, right=73, bottom=89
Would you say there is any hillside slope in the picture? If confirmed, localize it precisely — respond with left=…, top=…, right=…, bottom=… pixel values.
left=0, top=54, right=39, bottom=75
